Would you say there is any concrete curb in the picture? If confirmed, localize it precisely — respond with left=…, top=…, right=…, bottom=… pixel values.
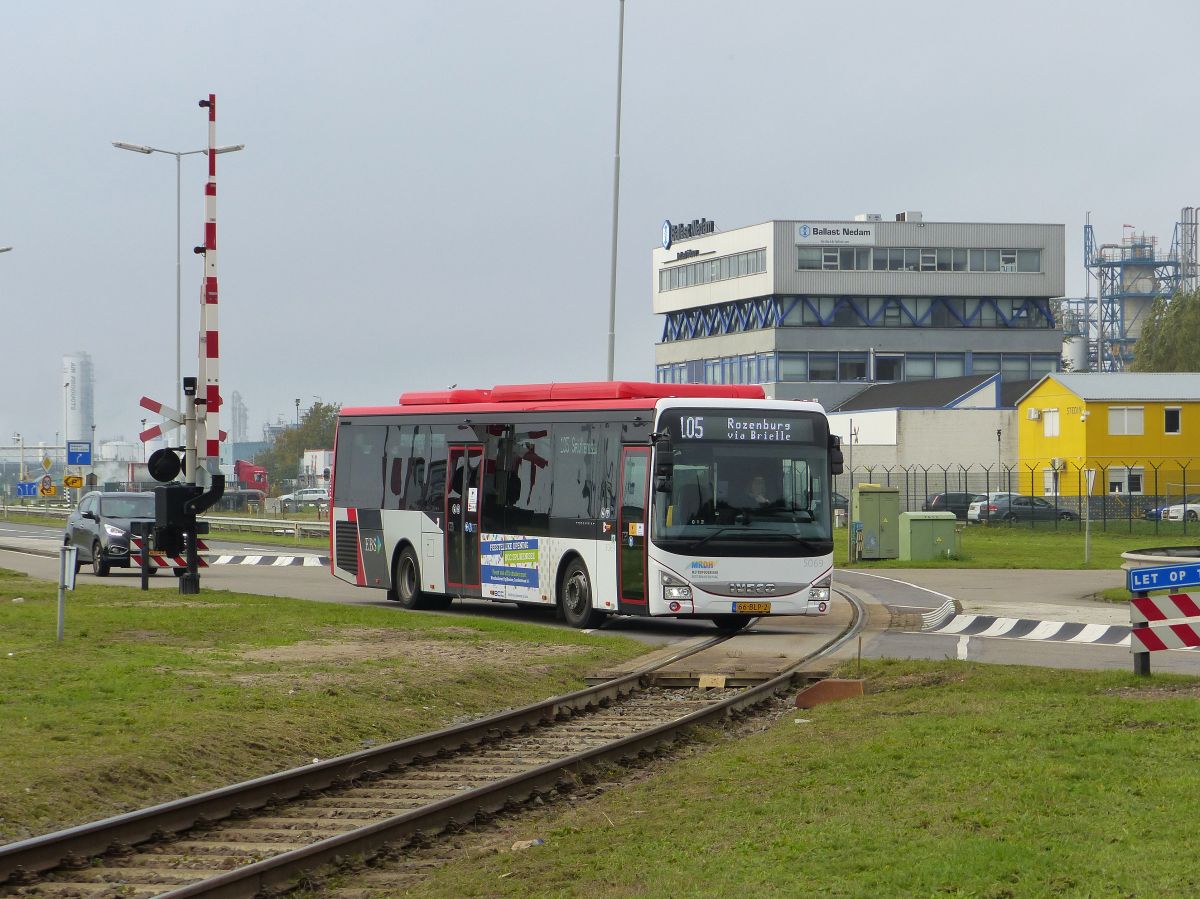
left=920, top=598, right=962, bottom=631
left=0, top=540, right=57, bottom=559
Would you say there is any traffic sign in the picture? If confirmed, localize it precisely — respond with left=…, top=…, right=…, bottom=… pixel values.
left=38, top=475, right=57, bottom=497
left=67, top=441, right=92, bottom=465
left=16, top=482, right=36, bottom=498
left=63, top=475, right=84, bottom=489
left=41, top=455, right=52, bottom=472
left=1128, top=561, right=1200, bottom=594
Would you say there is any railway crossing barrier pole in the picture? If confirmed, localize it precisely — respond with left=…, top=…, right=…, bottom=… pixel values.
left=137, top=522, right=152, bottom=591
left=1131, top=590, right=1150, bottom=677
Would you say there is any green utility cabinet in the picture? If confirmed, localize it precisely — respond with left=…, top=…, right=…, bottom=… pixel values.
left=900, top=511, right=958, bottom=561
left=851, top=485, right=900, bottom=560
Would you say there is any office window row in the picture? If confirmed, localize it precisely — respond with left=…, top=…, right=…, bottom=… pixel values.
left=656, top=352, right=1060, bottom=386
left=775, top=296, right=1052, bottom=329
left=797, top=246, right=1042, bottom=274
left=659, top=248, right=766, bottom=292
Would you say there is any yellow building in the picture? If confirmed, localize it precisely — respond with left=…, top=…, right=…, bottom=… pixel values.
left=1016, top=373, right=1200, bottom=499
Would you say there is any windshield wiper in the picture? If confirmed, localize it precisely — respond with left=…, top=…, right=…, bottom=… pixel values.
left=687, top=527, right=823, bottom=552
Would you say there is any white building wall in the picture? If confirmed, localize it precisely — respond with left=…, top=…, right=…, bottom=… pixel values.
left=651, top=222, right=774, bottom=315
left=829, top=409, right=1017, bottom=469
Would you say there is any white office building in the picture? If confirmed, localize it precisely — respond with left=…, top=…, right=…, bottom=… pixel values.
left=652, top=213, right=1066, bottom=409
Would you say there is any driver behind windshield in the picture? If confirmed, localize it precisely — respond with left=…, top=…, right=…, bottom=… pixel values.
left=739, top=475, right=776, bottom=508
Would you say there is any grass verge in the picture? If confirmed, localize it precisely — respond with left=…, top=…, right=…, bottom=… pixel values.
left=0, top=567, right=649, bottom=843
left=835, top=523, right=1200, bottom=570
left=417, top=659, right=1200, bottom=898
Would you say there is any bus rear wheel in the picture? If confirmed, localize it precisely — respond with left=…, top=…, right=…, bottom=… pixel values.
left=560, top=559, right=606, bottom=629
left=390, top=546, right=428, bottom=609
left=712, top=614, right=753, bottom=631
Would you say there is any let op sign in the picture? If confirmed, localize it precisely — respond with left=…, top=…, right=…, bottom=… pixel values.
left=1127, top=562, right=1200, bottom=593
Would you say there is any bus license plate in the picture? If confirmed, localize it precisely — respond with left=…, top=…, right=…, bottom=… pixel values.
left=734, top=602, right=771, bottom=614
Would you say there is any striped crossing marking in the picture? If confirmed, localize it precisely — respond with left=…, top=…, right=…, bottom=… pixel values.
left=924, top=613, right=1132, bottom=647
left=208, top=555, right=329, bottom=567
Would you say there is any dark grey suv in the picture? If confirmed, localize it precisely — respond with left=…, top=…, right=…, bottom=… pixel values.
left=64, top=491, right=156, bottom=576
left=922, top=492, right=982, bottom=520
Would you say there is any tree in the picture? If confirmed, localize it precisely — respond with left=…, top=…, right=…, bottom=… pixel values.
left=254, top=401, right=340, bottom=491
left=1131, top=289, right=1200, bottom=372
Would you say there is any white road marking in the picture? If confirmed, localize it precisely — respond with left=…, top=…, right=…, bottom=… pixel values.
left=1069, top=623, right=1112, bottom=643
left=845, top=570, right=958, bottom=604
left=935, top=615, right=980, bottom=635
left=1027, top=621, right=1067, bottom=640
left=977, top=617, right=1020, bottom=638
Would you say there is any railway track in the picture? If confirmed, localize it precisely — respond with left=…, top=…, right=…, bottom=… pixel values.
left=0, top=591, right=863, bottom=899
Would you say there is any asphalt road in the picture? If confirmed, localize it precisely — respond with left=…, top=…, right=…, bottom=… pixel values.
left=4, top=519, right=1199, bottom=674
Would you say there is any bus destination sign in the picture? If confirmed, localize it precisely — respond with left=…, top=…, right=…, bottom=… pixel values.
left=672, top=413, right=813, bottom=443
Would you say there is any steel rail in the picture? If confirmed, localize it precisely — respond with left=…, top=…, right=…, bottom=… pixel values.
left=160, top=590, right=865, bottom=899
left=0, top=634, right=729, bottom=884
left=3, top=591, right=863, bottom=897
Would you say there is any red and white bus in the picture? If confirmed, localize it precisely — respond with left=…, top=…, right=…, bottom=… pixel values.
left=329, top=381, right=842, bottom=630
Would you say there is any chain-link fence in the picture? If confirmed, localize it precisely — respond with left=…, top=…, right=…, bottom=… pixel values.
left=836, top=460, right=1200, bottom=536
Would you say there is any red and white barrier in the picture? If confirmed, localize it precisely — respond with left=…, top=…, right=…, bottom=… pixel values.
left=1130, top=592, right=1200, bottom=655
left=130, top=536, right=209, bottom=570
left=1131, top=622, right=1200, bottom=653
left=1130, top=592, right=1200, bottom=622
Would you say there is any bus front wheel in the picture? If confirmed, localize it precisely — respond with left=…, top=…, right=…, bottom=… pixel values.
left=560, top=559, right=606, bottom=629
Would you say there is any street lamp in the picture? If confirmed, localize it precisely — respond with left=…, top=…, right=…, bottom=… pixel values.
left=605, top=0, right=626, bottom=381
left=113, top=140, right=245, bottom=417
left=12, top=433, right=24, bottom=482
left=996, top=429, right=1003, bottom=492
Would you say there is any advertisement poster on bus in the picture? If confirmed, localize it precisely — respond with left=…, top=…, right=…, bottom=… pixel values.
left=481, top=535, right=540, bottom=601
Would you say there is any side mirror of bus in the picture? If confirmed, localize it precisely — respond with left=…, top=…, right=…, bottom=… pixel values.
left=829, top=434, right=844, bottom=475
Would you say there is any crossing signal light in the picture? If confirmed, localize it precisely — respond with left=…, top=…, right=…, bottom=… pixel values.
left=147, top=448, right=183, bottom=483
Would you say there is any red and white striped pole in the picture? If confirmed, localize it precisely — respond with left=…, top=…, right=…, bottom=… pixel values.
left=196, top=93, right=221, bottom=476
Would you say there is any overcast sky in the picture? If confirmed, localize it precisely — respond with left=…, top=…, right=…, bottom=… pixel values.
left=2, top=0, right=1197, bottom=451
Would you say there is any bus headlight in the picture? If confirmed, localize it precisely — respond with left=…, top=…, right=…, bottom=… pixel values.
left=808, top=574, right=831, bottom=603
left=661, top=571, right=692, bottom=601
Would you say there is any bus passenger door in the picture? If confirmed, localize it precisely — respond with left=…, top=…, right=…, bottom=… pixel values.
left=446, top=445, right=483, bottom=591
left=617, top=447, right=649, bottom=613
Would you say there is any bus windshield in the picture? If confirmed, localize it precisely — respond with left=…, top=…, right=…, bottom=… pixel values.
left=651, top=409, right=833, bottom=557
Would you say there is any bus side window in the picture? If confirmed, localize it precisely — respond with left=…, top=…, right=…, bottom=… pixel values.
left=386, top=425, right=411, bottom=509
left=423, top=428, right=449, bottom=512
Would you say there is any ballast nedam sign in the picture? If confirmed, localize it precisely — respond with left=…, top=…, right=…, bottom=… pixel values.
left=662, top=218, right=716, bottom=250
left=795, top=222, right=875, bottom=246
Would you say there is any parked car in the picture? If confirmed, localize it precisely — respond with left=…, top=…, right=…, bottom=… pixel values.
left=1162, top=500, right=1200, bottom=523
left=832, top=491, right=848, bottom=512
left=972, top=495, right=1078, bottom=523
left=922, top=492, right=982, bottom=520
left=279, top=487, right=329, bottom=512
left=64, top=491, right=156, bottom=576
left=1146, top=495, right=1200, bottom=521
left=966, top=492, right=1020, bottom=522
